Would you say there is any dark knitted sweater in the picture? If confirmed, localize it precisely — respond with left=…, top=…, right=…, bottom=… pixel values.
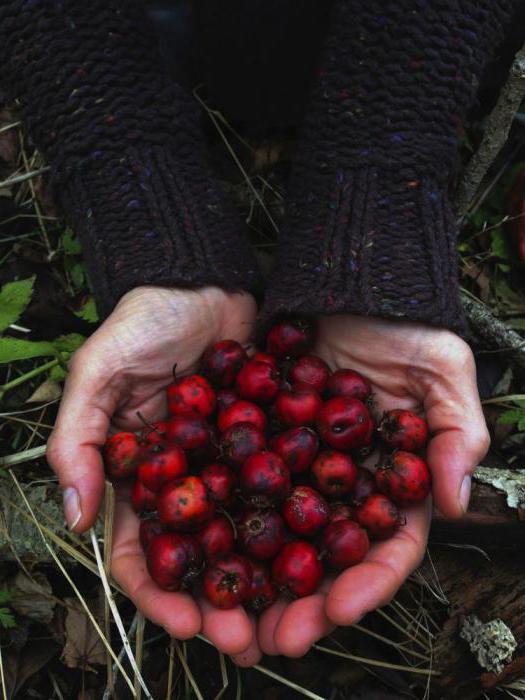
left=0, top=1, right=518, bottom=328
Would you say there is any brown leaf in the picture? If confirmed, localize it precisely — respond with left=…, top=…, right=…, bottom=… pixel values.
left=2, top=638, right=58, bottom=699
left=7, top=571, right=55, bottom=624
left=61, top=597, right=106, bottom=670
left=26, top=378, right=62, bottom=403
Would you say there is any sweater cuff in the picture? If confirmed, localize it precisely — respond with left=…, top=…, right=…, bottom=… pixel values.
left=262, top=166, right=466, bottom=334
left=58, top=144, right=263, bottom=317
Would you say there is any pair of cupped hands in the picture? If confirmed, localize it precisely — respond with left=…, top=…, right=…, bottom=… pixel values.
left=46, top=286, right=489, bottom=666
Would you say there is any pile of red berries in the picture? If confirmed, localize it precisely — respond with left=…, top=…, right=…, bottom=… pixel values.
left=103, top=319, right=431, bottom=611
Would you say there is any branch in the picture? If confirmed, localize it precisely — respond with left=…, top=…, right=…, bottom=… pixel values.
left=455, top=43, right=525, bottom=216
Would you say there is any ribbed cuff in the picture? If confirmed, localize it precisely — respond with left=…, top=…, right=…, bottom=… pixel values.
left=58, top=144, right=263, bottom=317
left=262, top=166, right=466, bottom=334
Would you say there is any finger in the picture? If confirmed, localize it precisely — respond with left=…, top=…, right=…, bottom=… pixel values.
left=199, top=598, right=254, bottom=656
left=46, top=347, right=117, bottom=531
left=422, top=357, right=489, bottom=519
left=229, top=616, right=262, bottom=667
left=257, top=598, right=289, bottom=655
left=274, top=585, right=335, bottom=658
left=326, top=500, right=430, bottom=626
left=111, top=491, right=201, bottom=639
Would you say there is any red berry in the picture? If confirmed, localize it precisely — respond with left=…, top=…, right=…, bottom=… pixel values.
left=253, top=352, right=278, bottom=370
left=201, top=463, right=237, bottom=506
left=282, top=486, right=329, bottom=536
left=158, top=476, right=215, bottom=531
left=326, top=369, right=371, bottom=402
left=136, top=445, right=187, bottom=493
left=240, top=452, right=291, bottom=507
left=267, top=319, right=313, bottom=358
left=216, top=389, right=239, bottom=412
left=166, top=414, right=213, bottom=451
left=316, top=397, right=373, bottom=450
left=203, top=554, right=253, bottom=609
left=103, top=432, right=141, bottom=480
left=378, top=410, right=429, bottom=451
left=220, top=422, right=266, bottom=467
left=238, top=509, right=285, bottom=560
left=139, top=420, right=169, bottom=448
left=328, top=503, right=354, bottom=523
left=354, top=493, right=401, bottom=540
left=146, top=532, right=203, bottom=591
left=139, top=518, right=164, bottom=552
left=289, top=355, right=330, bottom=393
left=131, top=479, right=157, bottom=513
left=196, top=516, right=235, bottom=561
left=236, top=360, right=280, bottom=404
left=273, top=386, right=322, bottom=427
left=320, top=520, right=369, bottom=570
left=375, top=451, right=431, bottom=506
left=200, top=340, right=247, bottom=388
left=351, top=467, right=377, bottom=505
left=167, top=374, right=216, bottom=417
left=270, top=427, right=319, bottom=474
left=272, top=542, right=323, bottom=597
left=311, top=450, right=357, bottom=498
left=247, top=562, right=278, bottom=613
left=218, top=400, right=267, bottom=433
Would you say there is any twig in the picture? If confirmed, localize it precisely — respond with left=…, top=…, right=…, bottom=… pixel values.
left=0, top=444, right=47, bottom=467
left=455, top=43, right=525, bottom=216
left=0, top=166, right=50, bottom=189
left=461, top=291, right=525, bottom=372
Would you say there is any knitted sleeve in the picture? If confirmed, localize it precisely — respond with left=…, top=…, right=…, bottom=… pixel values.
left=262, top=0, right=519, bottom=333
left=0, top=1, right=261, bottom=317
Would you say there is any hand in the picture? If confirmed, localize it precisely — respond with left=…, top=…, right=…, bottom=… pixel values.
left=250, top=314, right=489, bottom=664
left=47, top=286, right=259, bottom=654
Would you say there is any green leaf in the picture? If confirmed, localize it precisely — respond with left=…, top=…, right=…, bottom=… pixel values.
left=497, top=408, right=525, bottom=426
left=518, top=417, right=525, bottom=432
left=0, top=607, right=16, bottom=629
left=52, top=333, right=85, bottom=355
left=0, top=589, right=11, bottom=604
left=61, top=228, right=82, bottom=255
left=0, top=277, right=35, bottom=332
left=490, top=228, right=511, bottom=272
left=74, top=297, right=99, bottom=324
left=0, top=338, right=55, bottom=364
left=49, top=364, right=68, bottom=382
left=70, top=262, right=85, bottom=291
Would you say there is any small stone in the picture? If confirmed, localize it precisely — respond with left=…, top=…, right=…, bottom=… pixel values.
left=460, top=614, right=517, bottom=674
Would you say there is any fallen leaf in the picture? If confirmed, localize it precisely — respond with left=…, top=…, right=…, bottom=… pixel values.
left=2, top=638, right=58, bottom=699
left=61, top=597, right=106, bottom=670
left=26, top=378, right=62, bottom=403
left=7, top=570, right=55, bottom=624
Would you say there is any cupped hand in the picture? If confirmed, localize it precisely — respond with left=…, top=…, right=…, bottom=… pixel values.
left=253, top=314, right=489, bottom=663
left=47, top=285, right=258, bottom=653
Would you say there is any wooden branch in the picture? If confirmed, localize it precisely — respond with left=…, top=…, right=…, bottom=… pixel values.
left=461, top=292, right=525, bottom=372
left=455, top=43, right=525, bottom=216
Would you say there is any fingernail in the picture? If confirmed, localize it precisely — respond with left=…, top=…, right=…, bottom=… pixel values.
left=459, top=475, right=471, bottom=514
left=63, top=487, right=82, bottom=530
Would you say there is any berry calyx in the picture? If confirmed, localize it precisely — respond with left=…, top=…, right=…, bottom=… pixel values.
left=203, top=554, right=253, bottom=609
left=238, top=509, right=285, bottom=560
left=272, top=541, right=323, bottom=597
left=281, top=486, right=329, bottom=536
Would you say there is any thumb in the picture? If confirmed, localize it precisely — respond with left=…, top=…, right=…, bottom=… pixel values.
left=47, top=352, right=115, bottom=531
left=423, top=361, right=490, bottom=519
